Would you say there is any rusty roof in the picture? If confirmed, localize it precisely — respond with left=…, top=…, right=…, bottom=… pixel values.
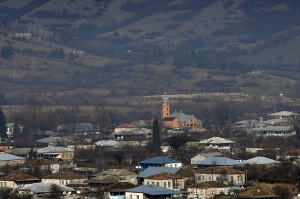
left=23, top=159, right=58, bottom=166
left=146, top=172, right=183, bottom=180
left=0, top=171, right=39, bottom=181
left=199, top=167, right=244, bottom=175
left=115, top=123, right=138, bottom=128
left=104, top=182, right=136, bottom=191
left=188, top=181, right=230, bottom=188
left=43, top=171, right=86, bottom=180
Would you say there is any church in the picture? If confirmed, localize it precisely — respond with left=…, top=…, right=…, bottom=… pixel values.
left=161, top=94, right=203, bottom=130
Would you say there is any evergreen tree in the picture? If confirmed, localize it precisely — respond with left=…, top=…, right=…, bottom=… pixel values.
left=58, top=48, right=65, bottom=58
left=68, top=51, right=75, bottom=60
left=0, top=107, right=7, bottom=138
left=1, top=45, right=13, bottom=59
left=152, top=116, right=160, bottom=146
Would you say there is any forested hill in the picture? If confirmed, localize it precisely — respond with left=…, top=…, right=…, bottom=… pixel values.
left=1, top=0, right=300, bottom=106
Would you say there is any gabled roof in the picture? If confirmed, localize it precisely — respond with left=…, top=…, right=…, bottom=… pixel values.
left=0, top=153, right=24, bottom=161
left=200, top=152, right=222, bottom=158
left=242, top=156, right=279, bottom=165
left=43, top=171, right=86, bottom=180
left=193, top=157, right=241, bottom=166
left=85, top=174, right=119, bottom=184
left=251, top=126, right=290, bottom=132
left=267, top=111, right=298, bottom=117
left=162, top=117, right=178, bottom=121
left=139, top=156, right=181, bottom=164
left=22, top=158, right=58, bottom=166
left=145, top=172, right=183, bottom=180
left=105, top=182, right=136, bottom=191
left=94, top=140, right=123, bottom=147
left=188, top=181, right=230, bottom=188
left=126, top=184, right=181, bottom=195
left=0, top=171, right=39, bottom=181
left=19, top=182, right=74, bottom=194
left=37, top=147, right=73, bottom=153
left=170, top=111, right=200, bottom=123
left=139, top=167, right=181, bottom=178
left=199, top=167, right=244, bottom=175
left=199, top=137, right=235, bottom=144
left=97, top=169, right=136, bottom=176
left=116, top=123, right=138, bottom=128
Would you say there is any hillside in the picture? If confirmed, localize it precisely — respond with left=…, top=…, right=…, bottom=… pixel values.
left=1, top=0, right=300, bottom=106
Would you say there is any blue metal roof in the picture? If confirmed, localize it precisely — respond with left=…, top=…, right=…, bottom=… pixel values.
left=0, top=153, right=24, bottom=161
left=193, top=157, right=241, bottom=166
left=139, top=156, right=180, bottom=164
left=126, top=184, right=181, bottom=195
left=139, top=167, right=180, bottom=178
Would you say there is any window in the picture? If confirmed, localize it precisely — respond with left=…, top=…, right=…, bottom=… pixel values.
left=137, top=195, right=139, bottom=199
left=164, top=182, right=166, bottom=187
left=168, top=182, right=171, bottom=188
left=175, top=164, right=177, bottom=168
left=156, top=182, right=159, bottom=186
left=147, top=182, right=149, bottom=185
left=62, top=181, right=64, bottom=185
left=61, top=154, right=64, bottom=158
left=130, top=195, right=132, bottom=199
left=208, top=176, right=211, bottom=180
left=201, top=175, right=205, bottom=181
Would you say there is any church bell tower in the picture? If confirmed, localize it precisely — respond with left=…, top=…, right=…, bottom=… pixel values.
left=161, top=93, right=170, bottom=119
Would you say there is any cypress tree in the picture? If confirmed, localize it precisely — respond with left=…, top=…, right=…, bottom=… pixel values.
left=0, top=107, right=7, bottom=138
left=152, top=116, right=160, bottom=145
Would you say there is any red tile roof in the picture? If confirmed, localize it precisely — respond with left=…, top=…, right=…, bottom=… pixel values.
left=188, top=181, right=229, bottom=188
left=43, top=171, right=86, bottom=180
left=163, top=117, right=177, bottom=121
left=0, top=171, right=39, bottom=181
left=146, top=172, right=183, bottom=180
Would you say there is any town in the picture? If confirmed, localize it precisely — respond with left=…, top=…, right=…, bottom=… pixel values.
left=0, top=94, right=299, bottom=199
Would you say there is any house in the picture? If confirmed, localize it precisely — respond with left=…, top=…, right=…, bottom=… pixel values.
left=0, top=153, right=25, bottom=166
left=249, top=126, right=295, bottom=137
left=187, top=181, right=231, bottom=199
left=42, top=171, right=86, bottom=186
left=267, top=111, right=298, bottom=120
left=67, top=139, right=96, bottom=151
left=144, top=172, right=184, bottom=190
left=191, top=152, right=222, bottom=164
left=125, top=184, right=183, bottom=199
left=0, top=171, right=40, bottom=190
left=104, top=182, right=136, bottom=199
left=36, top=136, right=69, bottom=147
left=85, top=174, right=120, bottom=188
left=242, top=156, right=279, bottom=165
left=276, top=150, right=300, bottom=161
left=0, top=139, right=47, bottom=151
left=163, top=117, right=180, bottom=128
left=199, top=137, right=235, bottom=152
left=4, top=148, right=41, bottom=158
left=94, top=140, right=123, bottom=148
left=114, top=123, right=139, bottom=133
left=19, top=158, right=60, bottom=174
left=195, top=167, right=245, bottom=188
left=192, top=157, right=241, bottom=168
left=6, top=123, right=24, bottom=137
left=133, top=116, right=155, bottom=128
left=18, top=182, right=75, bottom=197
left=138, top=156, right=182, bottom=170
left=37, top=147, right=74, bottom=160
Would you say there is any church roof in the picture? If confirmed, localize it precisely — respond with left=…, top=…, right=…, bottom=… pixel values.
left=161, top=93, right=169, bottom=102
left=170, top=111, right=200, bottom=123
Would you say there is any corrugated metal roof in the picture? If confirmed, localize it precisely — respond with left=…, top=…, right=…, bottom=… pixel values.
left=0, top=153, right=24, bottom=161
left=199, top=137, right=235, bottom=144
left=268, top=111, right=297, bottom=116
left=19, top=182, right=75, bottom=194
left=193, top=157, right=241, bottom=166
left=37, top=147, right=72, bottom=153
left=94, top=140, right=123, bottom=147
left=139, top=156, right=181, bottom=164
left=251, top=126, right=289, bottom=132
left=139, top=167, right=180, bottom=178
left=242, top=156, right=279, bottom=165
left=126, top=184, right=182, bottom=195
left=170, top=112, right=200, bottom=123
